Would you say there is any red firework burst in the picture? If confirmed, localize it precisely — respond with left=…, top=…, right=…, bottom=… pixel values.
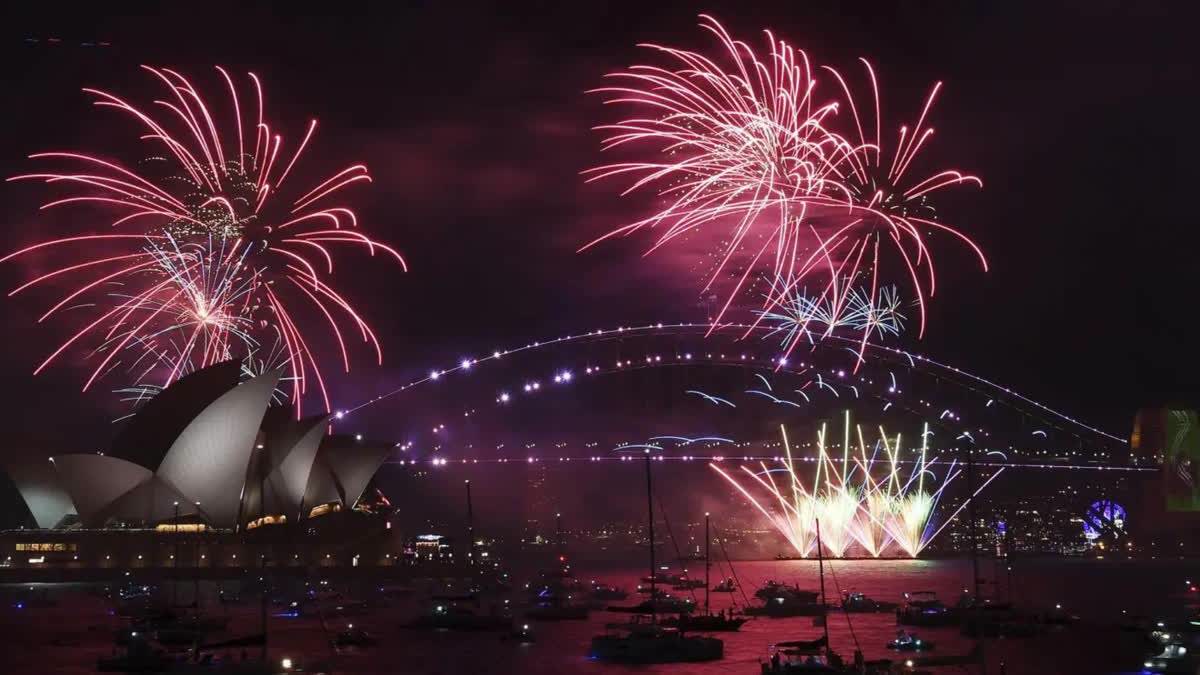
left=4, top=66, right=405, bottom=415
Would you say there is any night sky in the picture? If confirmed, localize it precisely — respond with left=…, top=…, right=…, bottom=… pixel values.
left=1, top=1, right=1196, bottom=456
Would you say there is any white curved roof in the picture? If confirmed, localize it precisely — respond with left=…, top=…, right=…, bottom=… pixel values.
left=327, top=444, right=390, bottom=508
left=95, top=475, right=200, bottom=526
left=156, top=370, right=282, bottom=527
left=243, top=414, right=329, bottom=522
left=302, top=452, right=342, bottom=508
left=51, top=455, right=151, bottom=528
left=304, top=437, right=391, bottom=511
left=4, top=457, right=76, bottom=528
left=109, top=360, right=241, bottom=469
left=268, top=415, right=329, bottom=520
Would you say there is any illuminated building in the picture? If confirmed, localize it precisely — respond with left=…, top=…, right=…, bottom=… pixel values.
left=1, top=362, right=395, bottom=567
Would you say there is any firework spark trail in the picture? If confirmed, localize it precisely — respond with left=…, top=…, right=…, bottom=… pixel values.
left=584, top=15, right=985, bottom=361
left=758, top=276, right=905, bottom=355
left=4, top=66, right=406, bottom=414
left=711, top=416, right=972, bottom=558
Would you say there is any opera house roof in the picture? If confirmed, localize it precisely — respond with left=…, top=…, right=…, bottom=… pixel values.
left=3, top=362, right=392, bottom=530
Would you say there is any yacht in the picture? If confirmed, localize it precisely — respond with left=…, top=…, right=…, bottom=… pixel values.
left=332, top=625, right=378, bottom=647
left=661, top=611, right=746, bottom=632
left=590, top=617, right=723, bottom=663
left=525, top=595, right=589, bottom=621
left=408, top=594, right=510, bottom=631
left=746, top=588, right=826, bottom=617
left=607, top=594, right=696, bottom=614
left=755, top=580, right=795, bottom=600
left=588, top=582, right=628, bottom=601
left=661, top=514, right=747, bottom=632
left=589, top=450, right=722, bottom=663
left=896, top=591, right=955, bottom=626
left=886, top=630, right=935, bottom=652
left=713, top=577, right=737, bottom=593
left=758, top=637, right=891, bottom=673
left=838, top=591, right=895, bottom=613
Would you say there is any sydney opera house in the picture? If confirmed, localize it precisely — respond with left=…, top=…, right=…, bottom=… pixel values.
left=1, top=362, right=396, bottom=571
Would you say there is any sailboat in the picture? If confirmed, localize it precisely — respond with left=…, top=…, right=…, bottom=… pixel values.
left=662, top=513, right=746, bottom=632
left=757, top=520, right=895, bottom=674
left=589, top=450, right=723, bottom=663
left=525, top=514, right=590, bottom=621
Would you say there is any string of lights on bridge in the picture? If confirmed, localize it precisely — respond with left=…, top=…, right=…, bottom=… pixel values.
left=352, top=339, right=1135, bottom=471
left=336, top=322, right=1127, bottom=445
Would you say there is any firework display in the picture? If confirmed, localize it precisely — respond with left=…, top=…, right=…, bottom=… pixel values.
left=757, top=278, right=904, bottom=355
left=4, top=67, right=405, bottom=413
left=711, top=414, right=1003, bottom=558
left=583, top=15, right=985, bottom=358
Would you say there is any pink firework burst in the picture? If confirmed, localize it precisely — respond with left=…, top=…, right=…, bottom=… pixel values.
left=4, top=66, right=405, bottom=415
left=583, top=16, right=986, bottom=362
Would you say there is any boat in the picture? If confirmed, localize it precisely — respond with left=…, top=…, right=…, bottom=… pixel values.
left=1040, top=602, right=1080, bottom=625
left=960, top=614, right=1041, bottom=638
left=897, top=645, right=983, bottom=670
left=838, top=591, right=895, bottom=613
left=97, top=638, right=171, bottom=672
left=641, top=568, right=702, bottom=588
left=896, top=591, right=955, bottom=626
left=886, top=630, right=934, bottom=652
left=955, top=594, right=1042, bottom=638
left=757, top=520, right=892, bottom=675
left=588, top=582, right=628, bottom=601
left=758, top=637, right=893, bottom=674
left=755, top=580, right=799, bottom=600
left=525, top=570, right=589, bottom=620
left=661, top=612, right=746, bottom=632
left=134, top=613, right=230, bottom=633
left=661, top=514, right=746, bottom=632
left=713, top=578, right=737, bottom=593
left=607, top=595, right=696, bottom=614
left=332, top=625, right=377, bottom=647
left=760, top=637, right=839, bottom=673
left=529, top=562, right=584, bottom=593
left=1143, top=642, right=1199, bottom=673
left=590, top=618, right=723, bottom=663
left=525, top=597, right=589, bottom=621
left=501, top=622, right=536, bottom=644
left=589, top=450, right=723, bottom=664
left=408, top=595, right=511, bottom=631
left=745, top=588, right=826, bottom=617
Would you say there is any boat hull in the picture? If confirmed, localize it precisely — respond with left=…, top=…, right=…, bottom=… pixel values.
left=589, top=634, right=723, bottom=663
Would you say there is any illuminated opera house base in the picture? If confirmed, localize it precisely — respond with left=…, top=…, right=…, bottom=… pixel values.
left=1, top=361, right=398, bottom=574
left=1, top=510, right=398, bottom=577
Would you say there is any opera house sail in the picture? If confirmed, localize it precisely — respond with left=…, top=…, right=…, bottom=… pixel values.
left=3, top=361, right=393, bottom=534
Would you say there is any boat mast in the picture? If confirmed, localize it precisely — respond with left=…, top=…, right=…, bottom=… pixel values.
left=260, top=551, right=268, bottom=661
left=465, top=480, right=475, bottom=566
left=644, top=449, right=656, bottom=626
left=815, top=518, right=830, bottom=649
left=965, top=437, right=987, bottom=674
left=704, top=512, right=710, bottom=616
left=556, top=512, right=563, bottom=555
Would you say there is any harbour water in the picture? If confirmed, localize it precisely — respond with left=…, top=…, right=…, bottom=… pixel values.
left=1, top=557, right=1193, bottom=674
